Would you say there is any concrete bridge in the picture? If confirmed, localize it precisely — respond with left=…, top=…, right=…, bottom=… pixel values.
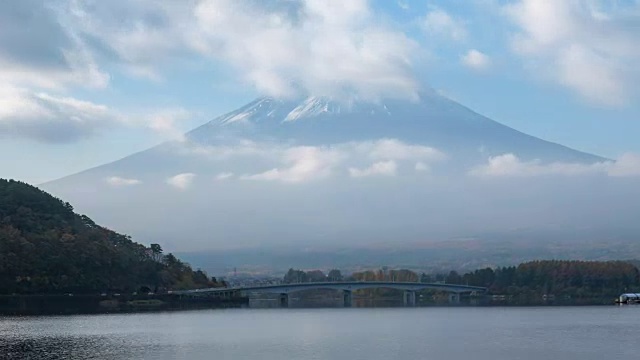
left=174, top=282, right=487, bottom=307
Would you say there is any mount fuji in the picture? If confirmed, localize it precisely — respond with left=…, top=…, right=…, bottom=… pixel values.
left=43, top=91, right=639, bottom=263
left=187, top=92, right=603, bottom=164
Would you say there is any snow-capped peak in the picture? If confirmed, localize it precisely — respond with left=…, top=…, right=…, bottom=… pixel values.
left=284, top=96, right=339, bottom=122
left=218, top=98, right=280, bottom=125
left=215, top=96, right=396, bottom=126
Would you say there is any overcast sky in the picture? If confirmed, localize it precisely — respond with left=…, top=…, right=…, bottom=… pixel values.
left=2, top=0, right=640, bottom=184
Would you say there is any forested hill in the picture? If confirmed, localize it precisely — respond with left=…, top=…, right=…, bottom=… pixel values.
left=0, top=179, right=220, bottom=295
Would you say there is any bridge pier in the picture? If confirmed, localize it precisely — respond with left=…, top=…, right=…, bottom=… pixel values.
left=403, top=290, right=416, bottom=307
left=448, top=293, right=460, bottom=304
left=279, top=293, right=289, bottom=308
left=343, top=290, right=352, bottom=307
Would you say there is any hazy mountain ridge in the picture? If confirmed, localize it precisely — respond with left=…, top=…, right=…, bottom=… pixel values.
left=178, top=236, right=640, bottom=276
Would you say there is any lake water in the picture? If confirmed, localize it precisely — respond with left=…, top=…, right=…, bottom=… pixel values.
left=1, top=306, right=638, bottom=359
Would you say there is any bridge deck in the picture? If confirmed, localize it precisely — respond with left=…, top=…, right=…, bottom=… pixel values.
left=174, top=281, right=487, bottom=295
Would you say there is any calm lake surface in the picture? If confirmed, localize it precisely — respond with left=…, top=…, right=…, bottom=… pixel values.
left=1, top=306, right=638, bottom=359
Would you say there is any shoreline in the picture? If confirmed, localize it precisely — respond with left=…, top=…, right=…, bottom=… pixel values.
left=0, top=294, right=249, bottom=316
left=0, top=294, right=622, bottom=316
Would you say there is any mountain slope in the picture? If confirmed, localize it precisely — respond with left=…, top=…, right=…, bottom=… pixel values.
left=0, top=179, right=217, bottom=294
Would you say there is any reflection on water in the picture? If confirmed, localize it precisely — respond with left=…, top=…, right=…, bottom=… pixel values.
left=1, top=307, right=639, bottom=360
left=249, top=297, right=409, bottom=308
left=0, top=336, right=135, bottom=359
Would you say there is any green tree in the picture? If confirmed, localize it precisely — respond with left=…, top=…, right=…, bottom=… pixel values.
left=150, top=243, right=163, bottom=262
left=306, top=270, right=326, bottom=282
left=283, top=268, right=307, bottom=283
left=327, top=269, right=343, bottom=282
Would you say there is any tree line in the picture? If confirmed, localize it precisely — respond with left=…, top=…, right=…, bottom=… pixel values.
left=460, top=260, right=640, bottom=298
left=283, top=268, right=344, bottom=283
left=283, top=260, right=640, bottom=298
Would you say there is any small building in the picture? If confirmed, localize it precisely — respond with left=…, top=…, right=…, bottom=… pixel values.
left=618, top=293, right=640, bottom=304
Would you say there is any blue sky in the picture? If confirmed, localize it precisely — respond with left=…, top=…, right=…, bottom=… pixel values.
left=1, top=0, right=640, bottom=184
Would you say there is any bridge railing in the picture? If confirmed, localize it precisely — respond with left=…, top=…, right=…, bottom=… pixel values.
left=173, top=281, right=487, bottom=295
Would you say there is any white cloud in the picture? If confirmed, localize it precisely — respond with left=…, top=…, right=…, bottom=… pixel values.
left=415, top=162, right=429, bottom=172
left=68, top=0, right=420, bottom=101
left=215, top=172, right=235, bottom=181
left=0, top=2, right=200, bottom=143
left=178, top=138, right=446, bottom=163
left=0, top=85, right=117, bottom=143
left=470, top=153, right=640, bottom=178
left=180, top=138, right=445, bottom=183
left=195, top=0, right=419, bottom=100
left=504, top=0, right=640, bottom=106
left=106, top=176, right=142, bottom=186
left=65, top=0, right=188, bottom=82
left=174, top=140, right=272, bottom=160
left=0, top=84, right=196, bottom=143
left=243, top=146, right=344, bottom=183
left=166, top=173, right=196, bottom=190
left=398, top=1, right=409, bottom=10
left=470, top=154, right=604, bottom=177
left=608, top=153, right=640, bottom=177
left=422, top=8, right=467, bottom=42
left=461, top=49, right=491, bottom=71
left=0, top=1, right=109, bottom=93
left=349, top=160, right=398, bottom=178
left=135, top=108, right=193, bottom=142
left=353, top=138, right=445, bottom=162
